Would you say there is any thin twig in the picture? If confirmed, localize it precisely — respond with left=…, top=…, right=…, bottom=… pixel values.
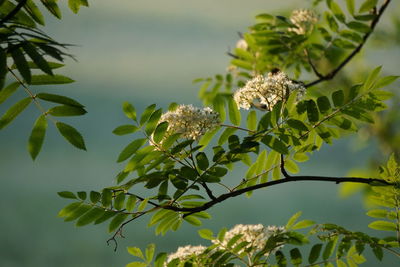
left=305, top=0, right=391, bottom=88
left=280, top=154, right=291, bottom=178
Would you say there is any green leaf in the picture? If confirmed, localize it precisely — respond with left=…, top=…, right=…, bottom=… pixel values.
left=198, top=228, right=214, bottom=240
left=36, top=93, right=84, bottom=107
left=126, top=262, right=147, bottom=267
left=372, top=246, right=383, bottom=261
left=329, top=2, right=346, bottom=23
left=374, top=76, right=399, bottom=89
left=347, top=21, right=370, bottom=33
left=0, top=97, right=32, bottom=130
left=308, top=244, right=323, bottom=264
left=140, top=104, right=156, bottom=126
left=336, top=259, right=347, bottom=267
left=101, top=189, right=112, bottom=208
left=323, top=236, right=338, bottom=260
left=359, top=0, right=378, bottom=13
left=127, top=247, right=144, bottom=259
left=64, top=204, right=92, bottom=222
left=154, top=253, right=167, bottom=267
left=126, top=195, right=137, bottom=212
left=145, top=108, right=162, bottom=135
left=122, top=102, right=137, bottom=121
left=89, top=191, right=101, bottom=203
left=317, top=96, right=331, bottom=114
left=285, top=159, right=299, bottom=174
left=368, top=220, right=397, bottom=231
left=218, top=127, right=236, bottom=146
left=198, top=126, right=220, bottom=150
left=57, top=191, right=77, bottom=199
left=10, top=47, right=31, bottom=83
left=332, top=90, right=344, bottom=107
left=287, top=119, right=308, bottom=132
left=306, top=100, right=319, bottom=123
left=40, top=0, right=62, bottom=19
left=108, top=213, right=128, bottom=233
left=184, top=215, right=202, bottom=226
left=227, top=98, right=241, bottom=126
left=30, top=75, right=74, bottom=85
left=56, top=122, right=86, bottom=150
left=246, top=110, right=257, bottom=131
left=112, top=125, right=139, bottom=136
left=137, top=198, right=149, bottom=212
left=76, top=207, right=105, bottom=227
left=117, top=138, right=147, bottom=163
left=286, top=211, right=302, bottom=229
left=22, top=42, right=53, bottom=75
left=114, top=193, right=126, bottom=210
left=196, top=152, right=209, bottom=171
left=0, top=83, right=19, bottom=105
left=152, top=121, right=168, bottom=143
left=28, top=114, right=47, bottom=160
left=345, top=0, right=355, bottom=15
left=48, top=105, right=87, bottom=116
left=24, top=0, right=45, bottom=25
left=58, top=202, right=81, bottom=217
left=261, top=135, right=289, bottom=154
left=292, top=219, right=315, bottom=230
left=68, top=0, right=89, bottom=13
left=290, top=248, right=302, bottom=266
left=213, top=94, right=226, bottom=122
left=94, top=210, right=116, bottom=224
left=145, top=243, right=155, bottom=262
left=364, top=66, right=381, bottom=91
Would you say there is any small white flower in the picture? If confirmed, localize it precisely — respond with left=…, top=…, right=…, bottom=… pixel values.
left=236, top=39, right=248, bottom=50
left=212, top=224, right=286, bottom=255
left=166, top=245, right=206, bottom=264
left=212, top=224, right=286, bottom=253
left=152, top=105, right=220, bottom=144
left=233, top=70, right=306, bottom=111
left=288, top=9, right=318, bottom=35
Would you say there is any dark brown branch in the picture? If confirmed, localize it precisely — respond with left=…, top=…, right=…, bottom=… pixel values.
left=305, top=0, right=391, bottom=88
left=0, top=0, right=28, bottom=26
left=158, top=176, right=393, bottom=217
left=280, top=154, right=291, bottom=178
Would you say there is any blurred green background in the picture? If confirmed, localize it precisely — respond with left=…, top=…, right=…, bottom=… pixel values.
left=0, top=1, right=399, bottom=266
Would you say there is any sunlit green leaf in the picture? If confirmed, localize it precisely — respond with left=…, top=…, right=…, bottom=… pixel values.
left=28, top=114, right=47, bottom=160
left=0, top=83, right=19, bottom=105
left=68, top=0, right=89, bottom=13
left=117, top=138, right=147, bottom=163
left=359, top=0, right=378, bottom=13
left=140, top=104, right=156, bottom=126
left=308, top=244, right=323, bottom=264
left=227, top=98, right=241, bottom=126
left=57, top=191, right=77, bottom=199
left=262, top=135, right=288, bottom=154
left=0, top=97, right=32, bottom=130
left=368, top=220, right=397, bottom=231
left=112, top=125, right=139, bottom=136
left=76, top=207, right=105, bottom=227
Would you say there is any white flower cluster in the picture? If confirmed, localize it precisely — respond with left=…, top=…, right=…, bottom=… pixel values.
left=166, top=245, right=206, bottom=264
left=154, top=104, right=220, bottom=142
left=288, top=9, right=318, bottom=35
left=233, top=71, right=306, bottom=111
left=236, top=39, right=248, bottom=50
left=212, top=224, right=286, bottom=255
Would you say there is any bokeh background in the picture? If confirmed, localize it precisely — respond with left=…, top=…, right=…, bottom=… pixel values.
left=1, top=0, right=399, bottom=266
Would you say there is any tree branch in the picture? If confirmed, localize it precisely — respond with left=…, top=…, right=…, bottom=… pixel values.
left=158, top=175, right=393, bottom=216
left=305, top=0, right=391, bottom=88
left=0, top=0, right=28, bottom=26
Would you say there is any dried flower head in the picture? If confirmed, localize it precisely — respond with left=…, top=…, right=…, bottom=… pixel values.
left=233, top=71, right=306, bottom=110
left=166, top=245, right=206, bottom=265
left=288, top=9, right=318, bottom=35
left=212, top=224, right=286, bottom=255
left=152, top=105, right=220, bottom=144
